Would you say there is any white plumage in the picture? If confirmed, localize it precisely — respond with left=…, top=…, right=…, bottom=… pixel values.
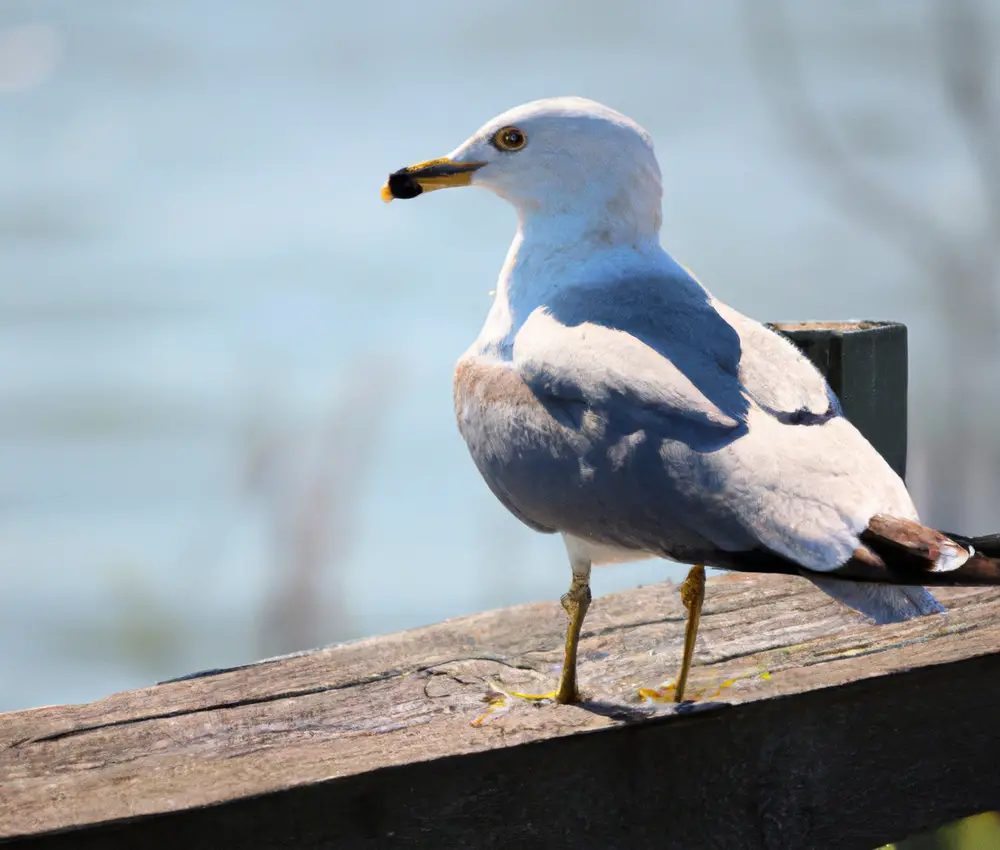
left=384, top=96, right=958, bottom=702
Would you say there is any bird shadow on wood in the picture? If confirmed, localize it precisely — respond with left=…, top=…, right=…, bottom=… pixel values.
left=574, top=696, right=731, bottom=724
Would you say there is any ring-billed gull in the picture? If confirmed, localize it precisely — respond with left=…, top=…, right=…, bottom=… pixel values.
left=382, top=96, right=1000, bottom=705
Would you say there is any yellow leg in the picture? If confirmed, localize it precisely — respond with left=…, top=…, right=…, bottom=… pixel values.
left=493, top=556, right=592, bottom=706
left=674, top=564, right=705, bottom=703
left=554, top=573, right=592, bottom=704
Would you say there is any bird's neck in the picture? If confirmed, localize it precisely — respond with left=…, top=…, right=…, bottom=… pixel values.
left=472, top=215, right=666, bottom=360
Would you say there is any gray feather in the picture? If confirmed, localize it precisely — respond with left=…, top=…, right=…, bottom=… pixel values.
left=454, top=258, right=941, bottom=619
left=805, top=575, right=945, bottom=624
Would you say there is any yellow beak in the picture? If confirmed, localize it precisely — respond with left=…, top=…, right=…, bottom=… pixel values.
left=381, top=158, right=487, bottom=203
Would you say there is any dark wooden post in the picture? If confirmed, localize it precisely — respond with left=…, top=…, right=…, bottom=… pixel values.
left=769, top=321, right=908, bottom=479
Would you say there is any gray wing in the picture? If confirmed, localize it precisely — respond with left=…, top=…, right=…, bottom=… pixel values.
left=709, top=298, right=842, bottom=423
left=454, top=267, right=918, bottom=575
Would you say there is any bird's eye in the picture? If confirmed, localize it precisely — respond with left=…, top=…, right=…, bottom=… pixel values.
left=492, top=126, right=527, bottom=152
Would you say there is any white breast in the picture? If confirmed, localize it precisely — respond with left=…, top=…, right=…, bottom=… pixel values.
left=563, top=533, right=655, bottom=567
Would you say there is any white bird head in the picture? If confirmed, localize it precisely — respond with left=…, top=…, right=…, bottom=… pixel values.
left=382, top=97, right=663, bottom=238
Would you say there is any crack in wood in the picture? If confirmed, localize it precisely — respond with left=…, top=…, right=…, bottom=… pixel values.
left=7, top=654, right=548, bottom=750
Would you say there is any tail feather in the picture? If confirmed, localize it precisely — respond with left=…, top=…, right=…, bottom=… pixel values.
left=805, top=517, right=992, bottom=622
left=862, top=516, right=970, bottom=572
left=939, top=531, right=1000, bottom=559
left=702, top=516, right=1000, bottom=623
left=804, top=575, right=944, bottom=625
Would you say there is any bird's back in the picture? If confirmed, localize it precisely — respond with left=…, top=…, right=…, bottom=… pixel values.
left=454, top=256, right=921, bottom=576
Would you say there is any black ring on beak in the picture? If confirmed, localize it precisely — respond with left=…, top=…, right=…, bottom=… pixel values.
left=383, top=160, right=487, bottom=201
left=387, top=169, right=423, bottom=200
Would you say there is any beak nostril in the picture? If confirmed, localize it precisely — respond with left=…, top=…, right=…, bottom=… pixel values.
left=387, top=169, right=423, bottom=200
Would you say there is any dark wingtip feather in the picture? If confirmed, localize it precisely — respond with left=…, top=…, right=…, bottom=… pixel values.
left=940, top=531, right=1000, bottom=559
left=862, top=515, right=970, bottom=572
left=702, top=517, right=1000, bottom=587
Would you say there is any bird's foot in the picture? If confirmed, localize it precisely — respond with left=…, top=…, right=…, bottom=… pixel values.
left=497, top=670, right=579, bottom=705
left=637, top=680, right=682, bottom=703
left=637, top=668, right=772, bottom=705
left=473, top=572, right=590, bottom=727
left=471, top=681, right=560, bottom=726
left=506, top=688, right=559, bottom=702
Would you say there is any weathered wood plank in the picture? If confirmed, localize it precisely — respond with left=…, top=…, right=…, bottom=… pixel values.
left=3, top=575, right=1000, bottom=849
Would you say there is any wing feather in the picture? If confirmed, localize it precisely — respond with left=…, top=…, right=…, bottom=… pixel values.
left=455, top=264, right=917, bottom=574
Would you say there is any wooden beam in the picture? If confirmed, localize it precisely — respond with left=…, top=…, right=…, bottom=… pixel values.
left=770, top=320, right=909, bottom=479
left=3, top=577, right=1000, bottom=849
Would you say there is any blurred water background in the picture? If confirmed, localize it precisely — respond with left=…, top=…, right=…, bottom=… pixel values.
left=2, top=0, right=999, bottom=717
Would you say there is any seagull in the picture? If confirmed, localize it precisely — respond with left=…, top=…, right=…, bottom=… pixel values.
left=382, top=96, right=1000, bottom=705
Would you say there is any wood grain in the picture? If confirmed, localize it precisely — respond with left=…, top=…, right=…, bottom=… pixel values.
left=3, top=574, right=1000, bottom=849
